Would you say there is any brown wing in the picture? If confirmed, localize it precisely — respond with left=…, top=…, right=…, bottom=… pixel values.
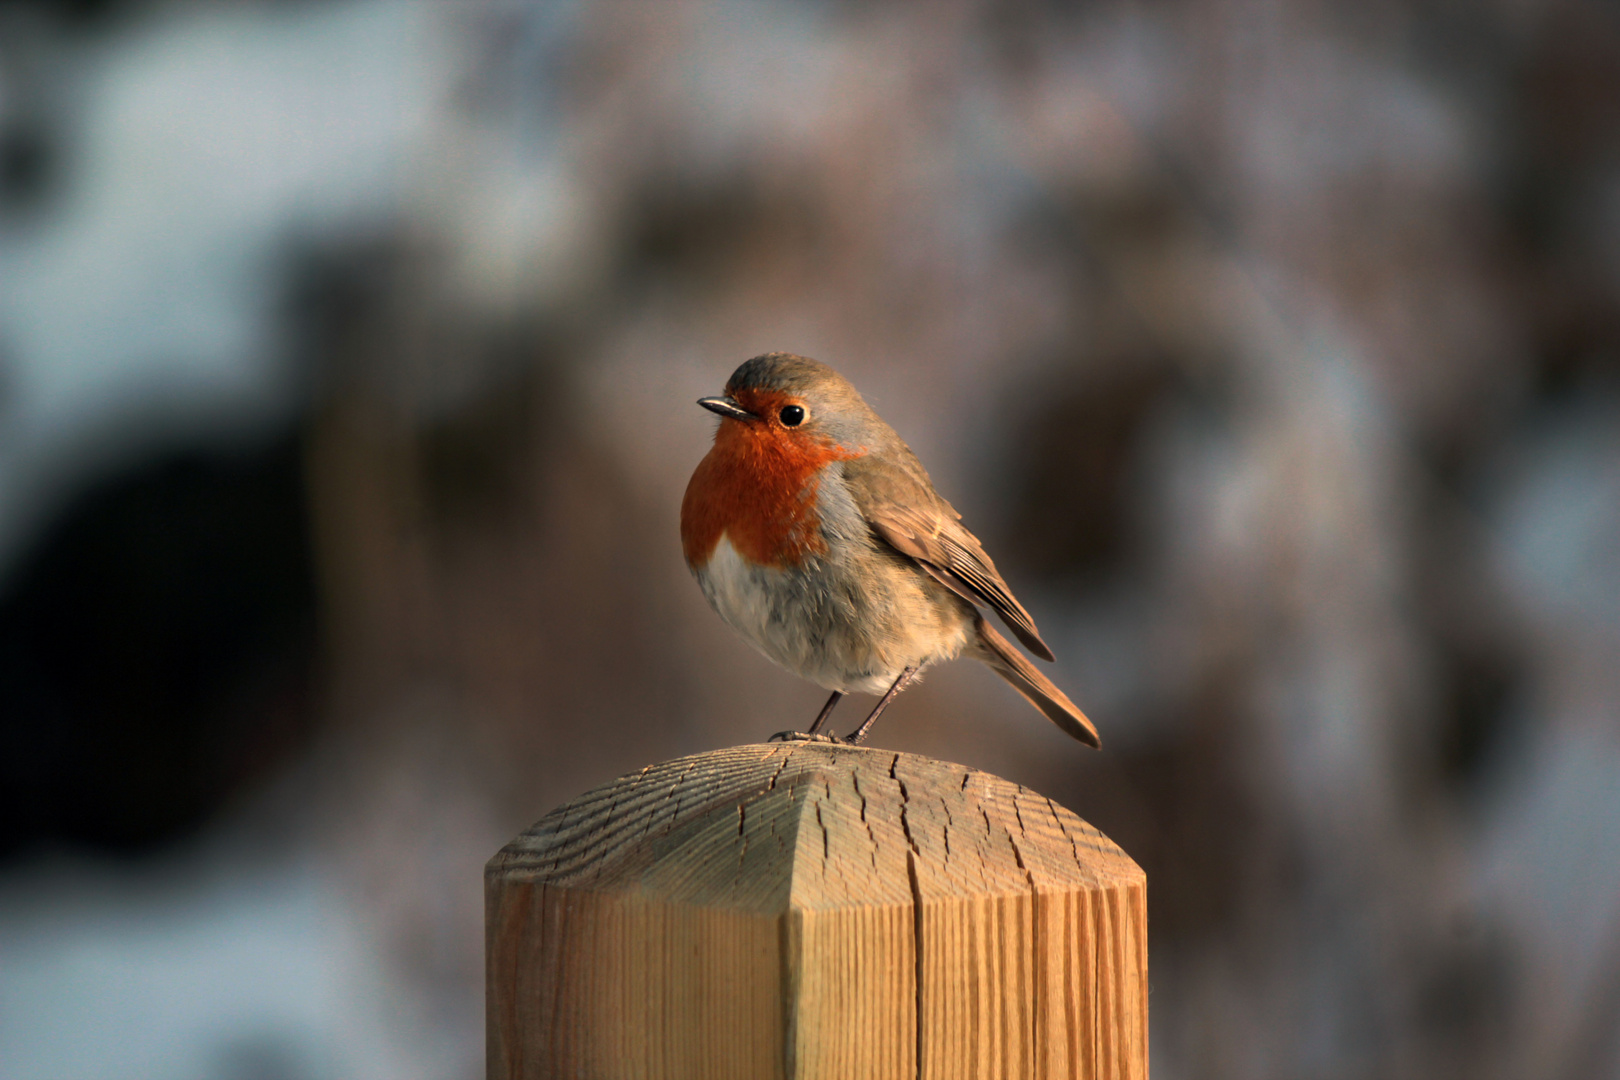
left=839, top=438, right=1055, bottom=661
left=865, top=502, right=1056, bottom=662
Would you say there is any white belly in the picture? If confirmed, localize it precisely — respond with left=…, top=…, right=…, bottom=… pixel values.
left=693, top=533, right=970, bottom=695
left=698, top=535, right=788, bottom=659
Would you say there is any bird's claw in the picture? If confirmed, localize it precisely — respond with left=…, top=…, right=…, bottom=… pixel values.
left=768, top=730, right=844, bottom=744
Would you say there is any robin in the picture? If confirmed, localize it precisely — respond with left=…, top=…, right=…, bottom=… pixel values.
left=680, top=352, right=1099, bottom=748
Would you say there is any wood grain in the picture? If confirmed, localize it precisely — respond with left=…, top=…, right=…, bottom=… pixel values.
left=487, top=742, right=1146, bottom=1079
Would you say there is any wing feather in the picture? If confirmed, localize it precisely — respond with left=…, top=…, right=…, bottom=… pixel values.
left=867, top=503, right=1056, bottom=662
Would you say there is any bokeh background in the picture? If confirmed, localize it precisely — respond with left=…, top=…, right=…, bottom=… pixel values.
left=3, top=1, right=1619, bottom=1077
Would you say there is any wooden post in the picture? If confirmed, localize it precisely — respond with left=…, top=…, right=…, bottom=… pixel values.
left=486, top=742, right=1147, bottom=1080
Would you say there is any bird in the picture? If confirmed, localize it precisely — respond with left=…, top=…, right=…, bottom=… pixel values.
left=679, top=352, right=1099, bottom=749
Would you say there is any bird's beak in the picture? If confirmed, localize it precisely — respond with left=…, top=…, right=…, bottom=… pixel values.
left=697, top=395, right=755, bottom=421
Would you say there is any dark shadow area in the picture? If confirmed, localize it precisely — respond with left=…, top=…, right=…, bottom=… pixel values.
left=0, top=431, right=319, bottom=858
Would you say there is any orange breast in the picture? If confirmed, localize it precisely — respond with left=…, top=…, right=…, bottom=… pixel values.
left=681, top=417, right=862, bottom=570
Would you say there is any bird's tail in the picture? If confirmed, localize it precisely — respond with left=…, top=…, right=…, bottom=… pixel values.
left=972, top=615, right=1100, bottom=748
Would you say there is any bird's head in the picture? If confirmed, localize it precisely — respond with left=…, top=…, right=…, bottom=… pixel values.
left=697, top=352, right=880, bottom=454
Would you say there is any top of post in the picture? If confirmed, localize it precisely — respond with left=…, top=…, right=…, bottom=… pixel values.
left=487, top=742, right=1141, bottom=913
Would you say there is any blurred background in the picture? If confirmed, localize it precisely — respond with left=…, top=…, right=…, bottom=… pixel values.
left=1, top=0, right=1618, bottom=1077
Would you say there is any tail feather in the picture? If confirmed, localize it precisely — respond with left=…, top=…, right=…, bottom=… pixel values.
left=973, top=616, right=1100, bottom=748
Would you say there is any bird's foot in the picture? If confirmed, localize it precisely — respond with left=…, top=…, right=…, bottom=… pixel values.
left=768, top=730, right=844, bottom=744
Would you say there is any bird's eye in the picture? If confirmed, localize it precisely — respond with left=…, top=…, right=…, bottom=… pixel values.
left=779, top=404, right=806, bottom=427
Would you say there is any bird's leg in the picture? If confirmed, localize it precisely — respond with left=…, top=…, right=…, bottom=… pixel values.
left=805, top=690, right=844, bottom=735
left=845, top=666, right=919, bottom=745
